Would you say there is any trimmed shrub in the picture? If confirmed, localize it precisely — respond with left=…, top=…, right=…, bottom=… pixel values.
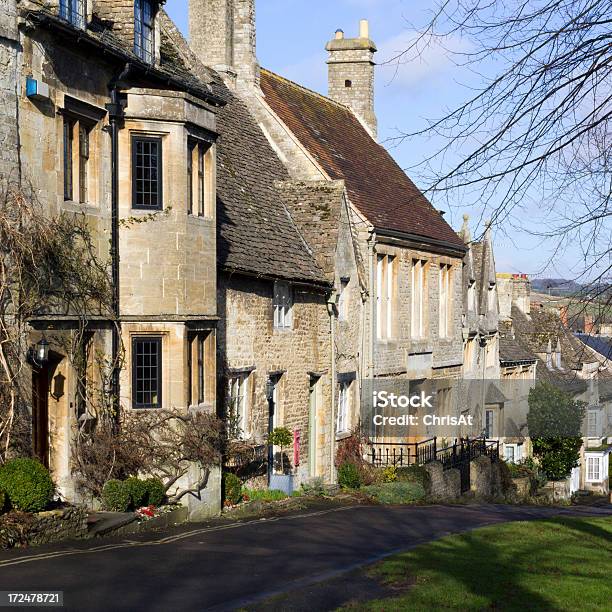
left=223, top=472, right=242, bottom=505
left=0, top=458, right=54, bottom=512
left=363, top=481, right=426, bottom=504
left=338, top=462, right=361, bottom=489
left=143, top=478, right=165, bottom=507
left=101, top=480, right=131, bottom=512
left=124, top=477, right=148, bottom=508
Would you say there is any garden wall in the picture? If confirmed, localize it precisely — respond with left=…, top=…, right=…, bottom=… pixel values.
left=1, top=506, right=88, bottom=549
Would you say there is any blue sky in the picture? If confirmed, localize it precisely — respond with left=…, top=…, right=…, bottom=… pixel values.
left=165, top=0, right=587, bottom=279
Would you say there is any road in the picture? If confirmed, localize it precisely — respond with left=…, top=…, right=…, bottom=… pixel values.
left=0, top=504, right=610, bottom=611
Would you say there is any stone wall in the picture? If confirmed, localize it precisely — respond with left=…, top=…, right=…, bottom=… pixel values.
left=0, top=506, right=88, bottom=549
left=0, top=0, right=19, bottom=183
left=424, top=462, right=461, bottom=500
left=218, top=273, right=333, bottom=484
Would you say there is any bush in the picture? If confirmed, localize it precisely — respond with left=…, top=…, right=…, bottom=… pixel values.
left=396, top=465, right=431, bottom=490
left=223, top=472, right=242, bottom=505
left=143, top=478, right=165, bottom=507
left=363, top=481, right=426, bottom=504
left=101, top=479, right=131, bottom=512
left=243, top=488, right=287, bottom=502
left=0, top=458, right=54, bottom=512
left=382, top=466, right=398, bottom=483
left=338, top=462, right=361, bottom=489
left=0, top=489, right=6, bottom=514
left=300, top=477, right=326, bottom=496
left=124, top=477, right=148, bottom=508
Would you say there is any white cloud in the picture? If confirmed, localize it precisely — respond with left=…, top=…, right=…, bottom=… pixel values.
left=377, top=31, right=470, bottom=90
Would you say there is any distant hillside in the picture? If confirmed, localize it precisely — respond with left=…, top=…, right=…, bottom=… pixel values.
left=531, top=278, right=611, bottom=298
left=531, top=278, right=584, bottom=295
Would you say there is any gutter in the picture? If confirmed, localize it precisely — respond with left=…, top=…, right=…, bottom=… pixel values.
left=374, top=227, right=468, bottom=257
left=26, top=11, right=225, bottom=108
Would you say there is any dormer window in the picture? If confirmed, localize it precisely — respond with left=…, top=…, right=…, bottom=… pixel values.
left=134, top=0, right=155, bottom=63
left=60, top=0, right=86, bottom=29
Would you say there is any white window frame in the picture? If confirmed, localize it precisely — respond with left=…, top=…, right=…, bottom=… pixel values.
left=336, top=380, right=352, bottom=435
left=484, top=409, right=495, bottom=439
left=228, top=374, right=249, bottom=439
left=504, top=443, right=522, bottom=464
left=376, top=255, right=395, bottom=340
left=586, top=455, right=601, bottom=482
left=273, top=282, right=293, bottom=330
left=439, top=264, right=453, bottom=338
left=411, top=259, right=426, bottom=339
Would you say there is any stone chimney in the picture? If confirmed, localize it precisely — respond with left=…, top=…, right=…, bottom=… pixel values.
left=189, top=0, right=259, bottom=88
left=326, top=20, right=377, bottom=138
left=497, top=273, right=531, bottom=319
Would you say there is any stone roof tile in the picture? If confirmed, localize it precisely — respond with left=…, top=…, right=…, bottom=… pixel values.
left=260, top=70, right=466, bottom=249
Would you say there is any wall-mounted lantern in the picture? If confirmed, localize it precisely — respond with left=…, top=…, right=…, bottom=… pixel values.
left=265, top=378, right=275, bottom=402
left=28, top=338, right=49, bottom=368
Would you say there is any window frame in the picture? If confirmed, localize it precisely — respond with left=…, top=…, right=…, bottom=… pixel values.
left=134, top=0, right=156, bottom=64
left=484, top=408, right=495, bottom=438
left=273, top=281, right=293, bottom=330
left=131, top=336, right=163, bottom=409
left=188, top=138, right=212, bottom=217
left=131, top=135, right=163, bottom=211
left=586, top=456, right=601, bottom=482
left=336, top=379, right=352, bottom=435
left=376, top=254, right=396, bottom=340
left=439, top=263, right=453, bottom=339
left=411, top=259, right=427, bottom=339
left=63, top=116, right=74, bottom=201
left=59, top=0, right=86, bottom=29
left=228, top=374, right=250, bottom=439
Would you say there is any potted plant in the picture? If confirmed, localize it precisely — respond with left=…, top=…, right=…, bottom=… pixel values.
left=268, top=426, right=294, bottom=494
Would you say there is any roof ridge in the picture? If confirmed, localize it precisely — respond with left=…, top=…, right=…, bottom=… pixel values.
left=261, top=68, right=352, bottom=113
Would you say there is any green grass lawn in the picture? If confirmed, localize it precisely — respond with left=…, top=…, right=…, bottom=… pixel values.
left=346, top=517, right=612, bottom=611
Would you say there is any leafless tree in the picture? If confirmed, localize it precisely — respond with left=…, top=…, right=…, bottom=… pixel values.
left=391, top=0, right=611, bottom=300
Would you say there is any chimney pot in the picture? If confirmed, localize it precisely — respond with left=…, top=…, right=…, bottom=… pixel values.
left=359, top=19, right=369, bottom=39
left=335, top=29, right=344, bottom=40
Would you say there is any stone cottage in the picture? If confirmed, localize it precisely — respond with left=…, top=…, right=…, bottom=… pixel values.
left=187, top=1, right=468, bottom=455
left=498, top=274, right=611, bottom=493
left=0, top=0, right=226, bottom=517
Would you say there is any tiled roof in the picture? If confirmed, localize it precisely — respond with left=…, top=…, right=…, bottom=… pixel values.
left=260, top=70, right=466, bottom=250
left=576, top=334, right=612, bottom=360
left=155, top=17, right=328, bottom=285
left=215, top=90, right=328, bottom=284
left=499, top=336, right=537, bottom=363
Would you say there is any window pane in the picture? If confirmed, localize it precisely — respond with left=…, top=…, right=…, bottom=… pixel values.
left=133, top=137, right=162, bottom=209
left=132, top=337, right=162, bottom=408
left=63, top=118, right=73, bottom=200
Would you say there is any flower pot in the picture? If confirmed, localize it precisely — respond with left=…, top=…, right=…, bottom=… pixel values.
left=269, top=473, right=294, bottom=495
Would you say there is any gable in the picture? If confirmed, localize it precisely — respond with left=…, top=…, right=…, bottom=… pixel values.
left=260, top=69, right=465, bottom=249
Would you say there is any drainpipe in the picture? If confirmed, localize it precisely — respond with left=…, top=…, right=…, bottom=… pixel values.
left=368, top=232, right=376, bottom=380
left=106, top=63, right=130, bottom=420
left=327, top=294, right=337, bottom=483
